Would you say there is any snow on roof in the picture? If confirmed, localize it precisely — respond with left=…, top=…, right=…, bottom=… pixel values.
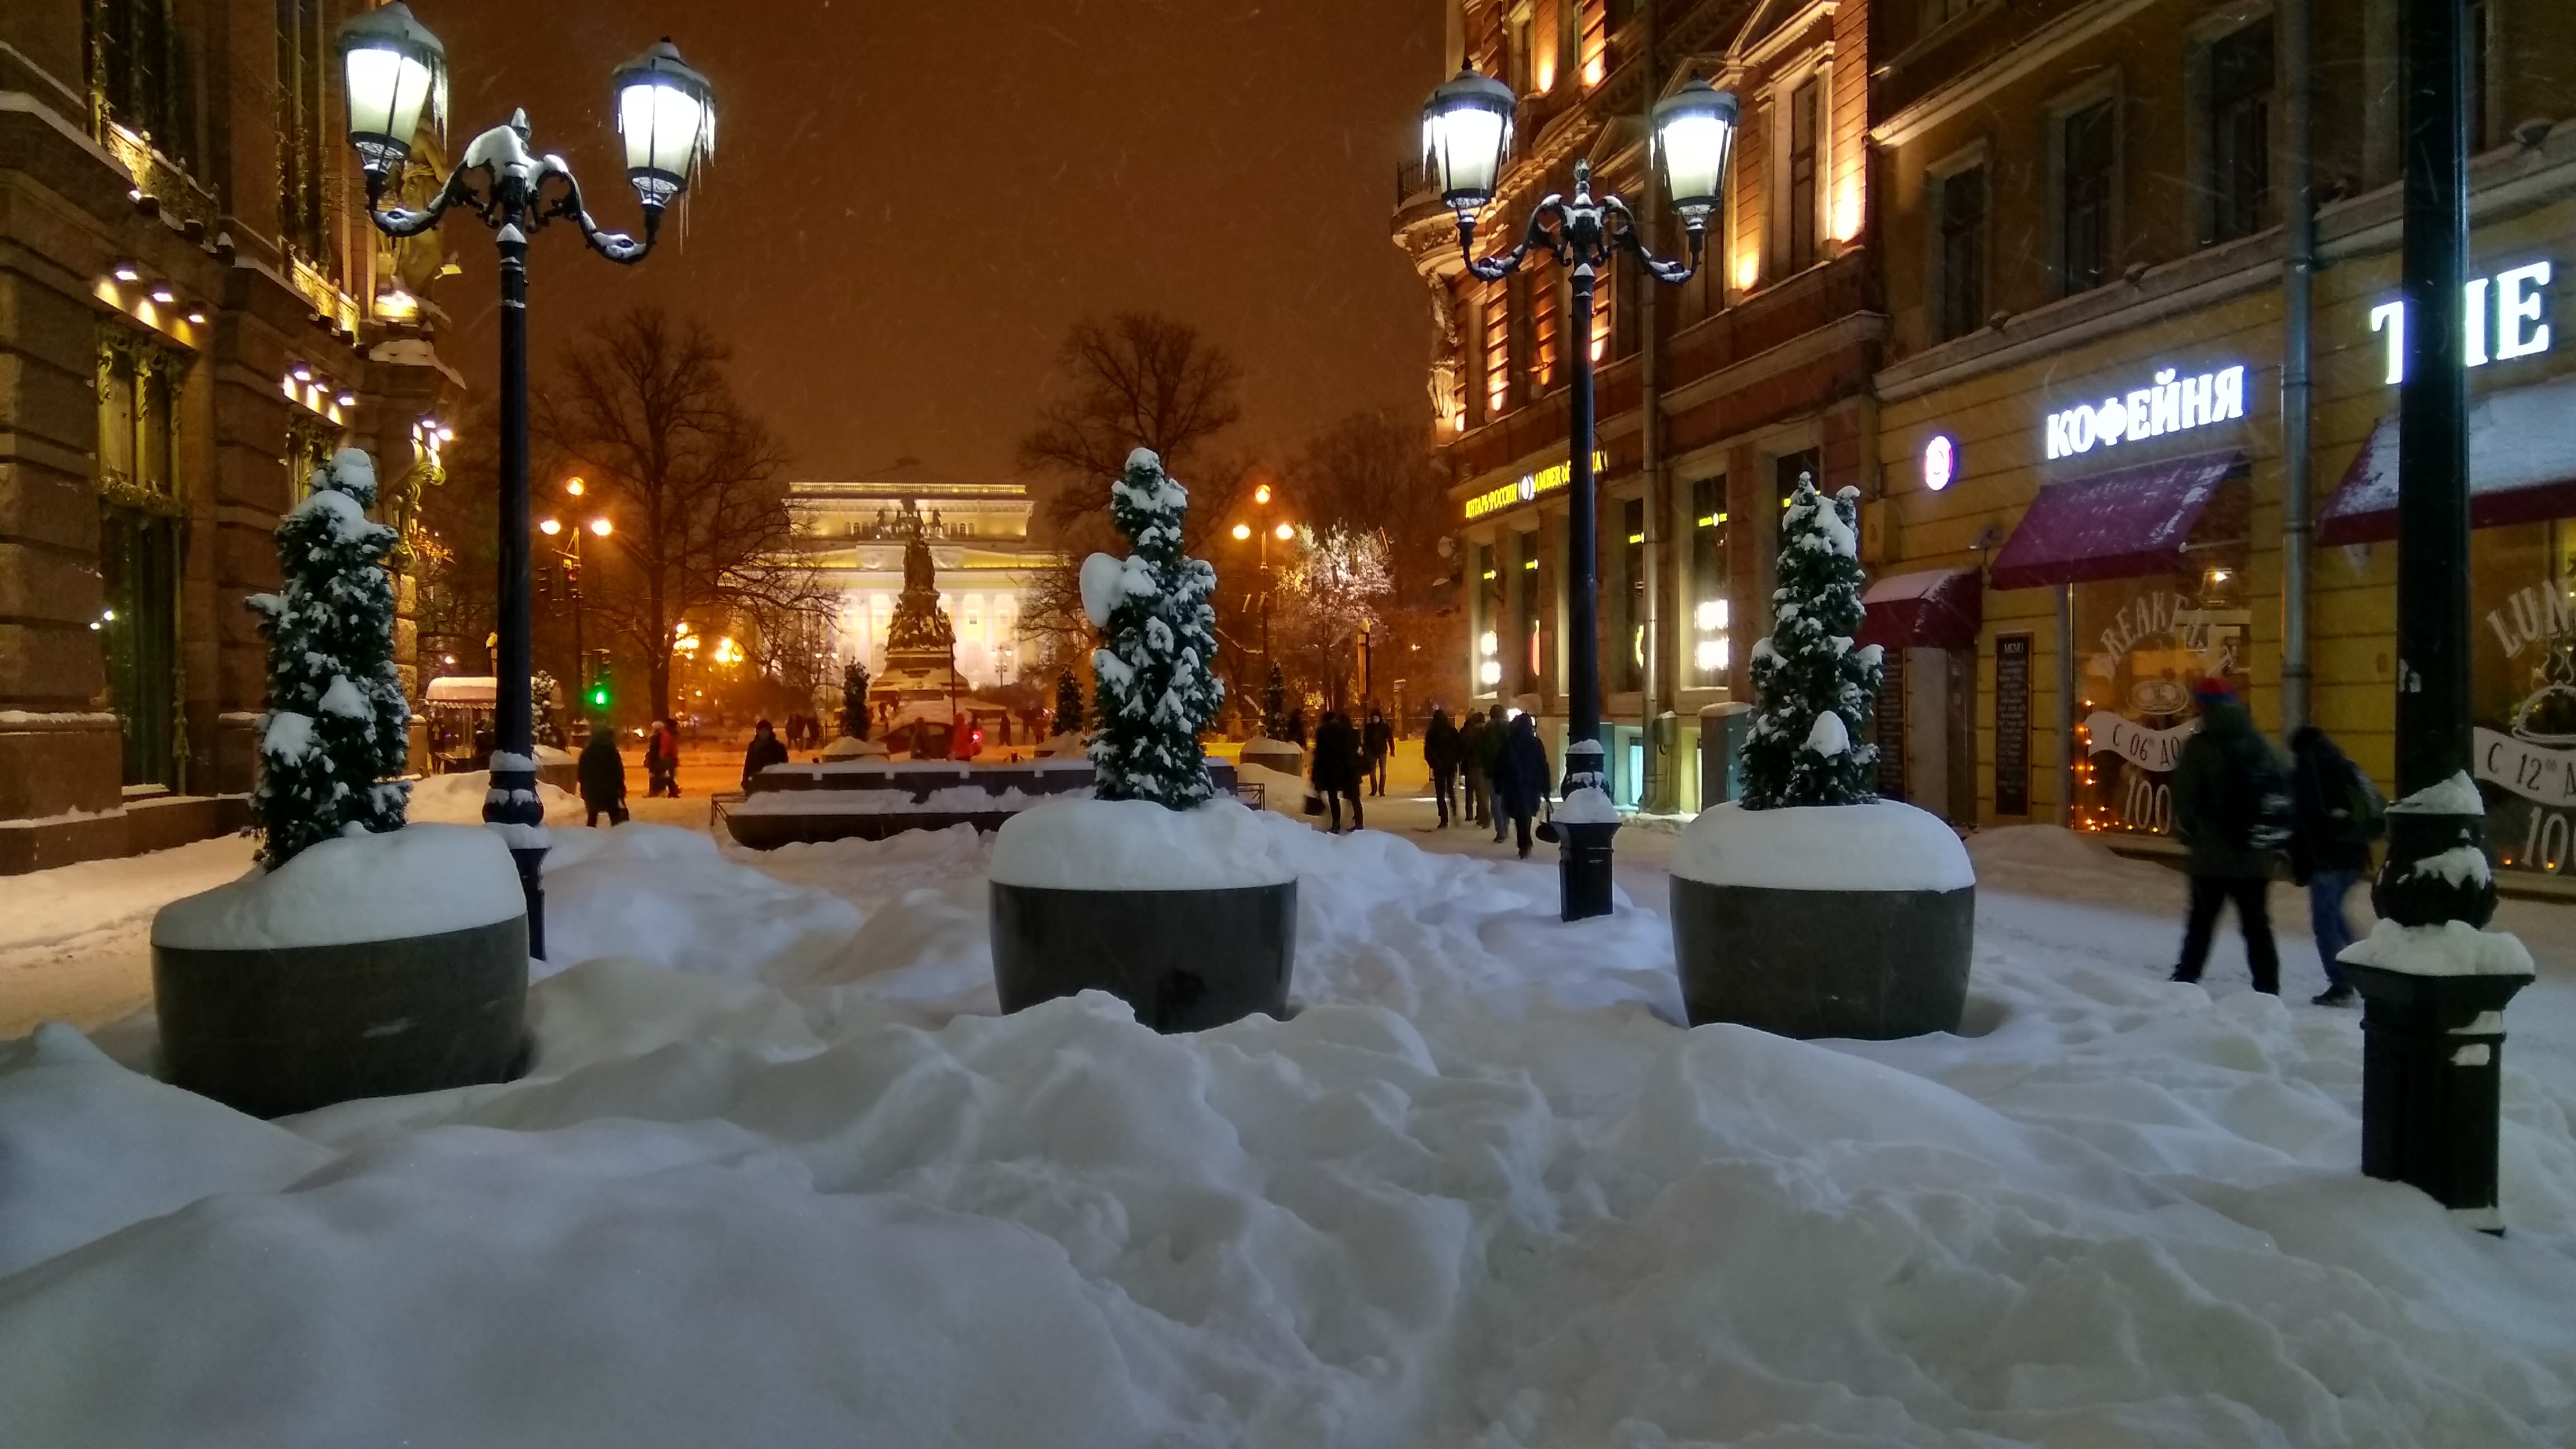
left=425, top=676, right=497, bottom=704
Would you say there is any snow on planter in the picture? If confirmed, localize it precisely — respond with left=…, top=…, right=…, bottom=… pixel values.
left=151, top=823, right=523, bottom=952
left=1674, top=798, right=1974, bottom=892
left=988, top=798, right=1292, bottom=891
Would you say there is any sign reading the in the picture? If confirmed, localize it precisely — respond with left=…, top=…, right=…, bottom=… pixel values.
left=1464, top=449, right=1609, bottom=520
left=1995, top=633, right=2030, bottom=817
left=2044, top=366, right=2247, bottom=459
left=2371, top=261, right=2553, bottom=385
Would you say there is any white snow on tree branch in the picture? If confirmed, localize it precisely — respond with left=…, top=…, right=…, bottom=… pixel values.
left=1078, top=552, right=1125, bottom=629
left=1804, top=711, right=1850, bottom=757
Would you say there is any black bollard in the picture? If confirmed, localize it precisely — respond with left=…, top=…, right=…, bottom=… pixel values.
left=2343, top=959, right=2530, bottom=1233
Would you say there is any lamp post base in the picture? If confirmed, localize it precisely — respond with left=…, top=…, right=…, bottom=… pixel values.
left=2344, top=960, right=2530, bottom=1234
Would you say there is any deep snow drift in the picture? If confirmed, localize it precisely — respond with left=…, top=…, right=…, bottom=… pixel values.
left=4, top=816, right=2574, bottom=1447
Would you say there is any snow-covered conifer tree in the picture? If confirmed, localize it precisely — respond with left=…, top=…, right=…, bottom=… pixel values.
left=246, top=448, right=410, bottom=866
left=1741, top=474, right=1883, bottom=809
left=842, top=660, right=872, bottom=740
left=531, top=671, right=566, bottom=748
left=1053, top=667, right=1086, bottom=738
left=1262, top=663, right=1288, bottom=740
left=1079, top=448, right=1223, bottom=804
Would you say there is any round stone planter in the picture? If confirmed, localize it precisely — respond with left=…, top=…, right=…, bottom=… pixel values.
left=1238, top=739, right=1305, bottom=780
left=153, top=915, right=532, bottom=1118
left=1670, top=878, right=1974, bottom=1039
left=990, top=880, right=1296, bottom=1033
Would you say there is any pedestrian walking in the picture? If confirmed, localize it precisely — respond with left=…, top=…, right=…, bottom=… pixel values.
left=741, top=718, right=789, bottom=791
left=645, top=718, right=682, bottom=797
left=2170, top=679, right=2290, bottom=995
left=1423, top=707, right=1464, bottom=827
left=1478, top=704, right=1511, bottom=840
left=1459, top=710, right=1489, bottom=826
left=578, top=726, right=629, bottom=827
left=1310, top=709, right=1365, bottom=834
left=1493, top=712, right=1552, bottom=859
left=2289, top=724, right=2385, bottom=1007
left=1362, top=707, right=1393, bottom=797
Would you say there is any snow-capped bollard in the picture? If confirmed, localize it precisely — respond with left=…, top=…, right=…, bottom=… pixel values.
left=2345, top=774, right=2531, bottom=1232
left=1552, top=780, right=1622, bottom=922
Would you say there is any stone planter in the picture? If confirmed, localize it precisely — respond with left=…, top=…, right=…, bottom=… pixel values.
left=990, top=881, right=1296, bottom=1033
left=153, top=915, right=532, bottom=1118
left=1238, top=738, right=1305, bottom=780
left=1670, top=878, right=1973, bottom=1039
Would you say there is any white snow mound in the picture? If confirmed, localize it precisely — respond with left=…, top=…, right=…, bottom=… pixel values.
left=2340, top=917, right=2535, bottom=977
left=151, top=823, right=523, bottom=951
left=406, top=769, right=583, bottom=824
left=989, top=797, right=1295, bottom=890
left=1675, top=798, right=1974, bottom=892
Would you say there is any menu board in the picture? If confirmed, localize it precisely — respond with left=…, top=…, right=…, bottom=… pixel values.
left=1874, top=647, right=1907, bottom=799
left=1995, top=633, right=2032, bottom=818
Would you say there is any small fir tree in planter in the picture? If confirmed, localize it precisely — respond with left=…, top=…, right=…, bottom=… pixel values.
left=531, top=671, right=567, bottom=750
left=988, top=449, right=1295, bottom=1033
left=1668, top=473, right=1975, bottom=1040
left=1082, top=448, right=1224, bottom=803
left=1263, top=664, right=1289, bottom=740
left=842, top=660, right=872, bottom=741
left=1741, top=478, right=1883, bottom=809
left=1053, top=667, right=1086, bottom=739
left=157, top=447, right=529, bottom=1116
left=245, top=448, right=411, bottom=867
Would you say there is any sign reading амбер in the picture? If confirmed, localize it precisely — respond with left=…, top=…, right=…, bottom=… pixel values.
left=2045, top=365, right=2248, bottom=460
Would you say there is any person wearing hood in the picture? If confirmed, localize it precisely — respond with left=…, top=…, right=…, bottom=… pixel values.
left=1492, top=712, right=1552, bottom=859
left=2169, top=678, right=2286, bottom=995
left=1459, top=709, right=1490, bottom=827
left=1310, top=709, right=1365, bottom=833
left=1423, top=706, right=1464, bottom=827
left=577, top=723, right=628, bottom=827
left=741, top=718, right=789, bottom=791
left=1362, top=707, right=1394, bottom=797
left=2288, top=724, right=2384, bottom=1007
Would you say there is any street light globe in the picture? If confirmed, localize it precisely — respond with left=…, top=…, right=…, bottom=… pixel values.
left=335, top=1, right=446, bottom=175
left=1653, top=77, right=1740, bottom=223
left=1232, top=523, right=1252, bottom=541
left=1254, top=483, right=1272, bottom=505
left=566, top=477, right=585, bottom=496
left=590, top=518, right=613, bottom=537
left=1421, top=66, right=1517, bottom=216
left=613, top=39, right=716, bottom=209
left=538, top=518, right=562, bottom=536
left=1275, top=522, right=1295, bottom=541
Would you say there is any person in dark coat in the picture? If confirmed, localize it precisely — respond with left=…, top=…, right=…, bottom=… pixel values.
left=1458, top=711, right=1489, bottom=826
left=1362, top=707, right=1394, bottom=797
left=1493, top=712, right=1552, bottom=859
left=741, top=718, right=789, bottom=791
left=2170, top=679, right=2284, bottom=995
left=1423, top=707, right=1464, bottom=827
left=2289, top=724, right=2381, bottom=1007
left=1310, top=710, right=1365, bottom=834
left=645, top=718, right=681, bottom=798
left=1286, top=706, right=1309, bottom=749
left=578, top=726, right=629, bottom=827
left=1478, top=704, right=1512, bottom=841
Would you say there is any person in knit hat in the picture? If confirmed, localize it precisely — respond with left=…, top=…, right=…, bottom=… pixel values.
left=2168, top=677, right=2288, bottom=994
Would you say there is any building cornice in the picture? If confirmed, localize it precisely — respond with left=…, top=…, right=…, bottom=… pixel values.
left=1871, top=0, right=2160, bottom=151
left=1659, top=310, right=1887, bottom=417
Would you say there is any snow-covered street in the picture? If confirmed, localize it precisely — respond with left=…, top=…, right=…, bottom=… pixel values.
left=4, top=808, right=2574, bottom=1447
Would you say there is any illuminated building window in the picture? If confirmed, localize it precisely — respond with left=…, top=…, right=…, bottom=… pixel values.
left=1484, top=279, right=1512, bottom=418
left=1690, top=476, right=1729, bottom=687
left=1578, top=0, right=1607, bottom=88
left=1618, top=498, right=1645, bottom=692
left=1785, top=78, right=1820, bottom=272
left=1532, top=272, right=1560, bottom=391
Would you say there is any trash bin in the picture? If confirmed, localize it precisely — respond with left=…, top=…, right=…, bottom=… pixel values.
left=1697, top=702, right=1753, bottom=808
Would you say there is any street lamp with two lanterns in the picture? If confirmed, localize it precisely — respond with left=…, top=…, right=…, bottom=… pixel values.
left=1227, top=481, right=1299, bottom=665
left=336, top=2, right=713, bottom=956
left=1418, top=65, right=1740, bottom=922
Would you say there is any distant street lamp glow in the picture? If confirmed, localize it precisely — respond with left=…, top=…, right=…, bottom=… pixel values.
left=566, top=477, right=585, bottom=496
left=538, top=518, right=562, bottom=536
left=1232, top=523, right=1252, bottom=541
left=589, top=518, right=613, bottom=537
left=1274, top=522, right=1295, bottom=541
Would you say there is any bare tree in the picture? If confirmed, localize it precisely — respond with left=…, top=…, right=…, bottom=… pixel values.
left=1017, top=312, right=1248, bottom=688
left=1284, top=409, right=1455, bottom=717
left=537, top=307, right=815, bottom=721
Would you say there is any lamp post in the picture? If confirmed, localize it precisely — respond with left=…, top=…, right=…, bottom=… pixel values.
left=338, top=3, right=712, bottom=957
left=1228, top=482, right=1297, bottom=664
left=537, top=512, right=612, bottom=718
left=1420, top=67, right=1737, bottom=921
left=2345, top=0, right=2530, bottom=1233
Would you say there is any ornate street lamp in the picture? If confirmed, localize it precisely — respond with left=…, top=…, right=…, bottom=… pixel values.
left=1421, top=68, right=1738, bottom=921
left=339, top=3, right=712, bottom=956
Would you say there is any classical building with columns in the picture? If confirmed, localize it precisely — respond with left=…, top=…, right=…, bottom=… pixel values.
left=785, top=461, right=1062, bottom=692
left=2, top=0, right=462, bottom=872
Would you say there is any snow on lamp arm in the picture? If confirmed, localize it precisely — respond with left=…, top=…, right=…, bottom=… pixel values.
left=338, top=3, right=714, bottom=959
left=1419, top=67, right=1739, bottom=921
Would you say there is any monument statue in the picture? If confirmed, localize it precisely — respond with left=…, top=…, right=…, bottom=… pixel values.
left=884, top=500, right=954, bottom=655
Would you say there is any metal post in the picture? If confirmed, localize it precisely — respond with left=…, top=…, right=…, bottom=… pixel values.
left=487, top=222, right=547, bottom=958
left=2345, top=0, right=2527, bottom=1234
left=2279, top=0, right=2315, bottom=736
left=2056, top=583, right=2076, bottom=828
left=1565, top=264, right=1603, bottom=766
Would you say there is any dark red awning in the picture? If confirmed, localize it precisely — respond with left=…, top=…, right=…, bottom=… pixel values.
left=1859, top=567, right=1983, bottom=651
left=1987, top=451, right=2239, bottom=591
left=2317, top=377, right=2576, bottom=544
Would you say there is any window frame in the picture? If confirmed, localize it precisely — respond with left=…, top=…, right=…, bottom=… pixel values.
left=1926, top=140, right=1990, bottom=343
left=1768, top=62, right=1833, bottom=278
left=2047, top=74, right=2122, bottom=299
left=2194, top=11, right=2277, bottom=246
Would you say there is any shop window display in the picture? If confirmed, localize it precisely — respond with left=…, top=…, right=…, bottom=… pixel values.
left=2068, top=484, right=2252, bottom=836
left=2471, top=520, right=2576, bottom=874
